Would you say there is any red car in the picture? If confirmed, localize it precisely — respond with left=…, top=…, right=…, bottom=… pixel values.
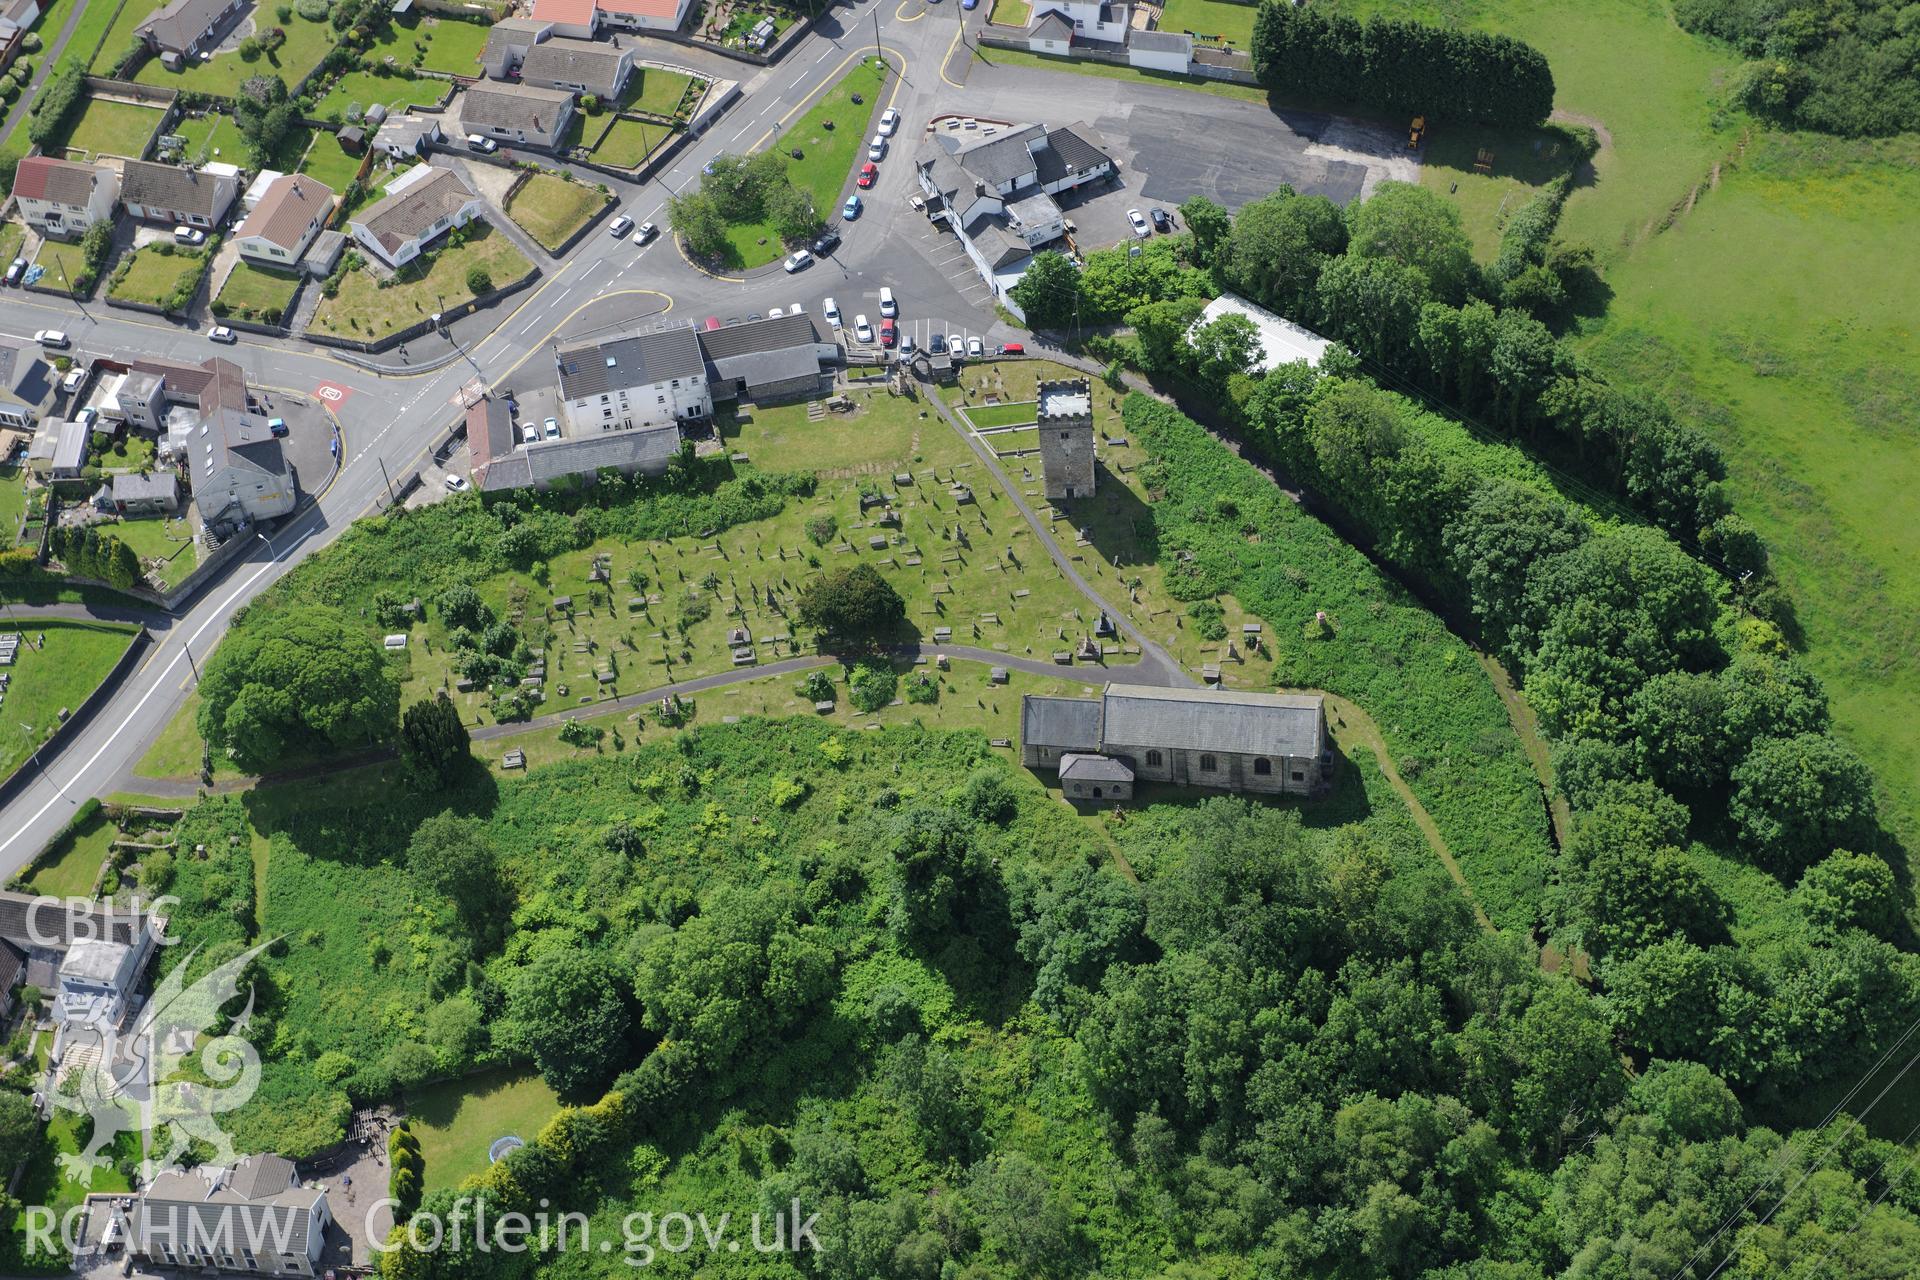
left=879, top=318, right=897, bottom=347
left=999, top=342, right=1025, bottom=354
left=857, top=162, right=878, bottom=189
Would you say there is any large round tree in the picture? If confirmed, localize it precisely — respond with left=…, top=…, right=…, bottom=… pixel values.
left=197, top=604, right=400, bottom=772
left=795, top=562, right=905, bottom=642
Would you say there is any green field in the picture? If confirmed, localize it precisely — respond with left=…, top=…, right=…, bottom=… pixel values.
left=135, top=9, right=336, bottom=96
left=621, top=66, right=696, bottom=118
left=504, top=172, right=609, bottom=252
left=20, top=808, right=114, bottom=898
left=214, top=259, right=304, bottom=324
left=106, top=243, right=210, bottom=311
left=0, top=621, right=141, bottom=780
left=309, top=223, right=532, bottom=341
left=47, top=95, right=163, bottom=162
left=1157, top=0, right=1260, bottom=46
left=410, top=1069, right=562, bottom=1194
left=365, top=12, right=494, bottom=77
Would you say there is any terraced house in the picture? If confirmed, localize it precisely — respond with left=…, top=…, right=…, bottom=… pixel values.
left=11, top=155, right=118, bottom=240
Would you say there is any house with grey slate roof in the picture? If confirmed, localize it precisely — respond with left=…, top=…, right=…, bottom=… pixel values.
left=461, top=81, right=576, bottom=150
left=136, top=0, right=250, bottom=66
left=697, top=312, right=839, bottom=405
left=120, top=158, right=238, bottom=228
left=125, top=1154, right=335, bottom=1276
left=519, top=35, right=634, bottom=100
left=347, top=165, right=485, bottom=268
left=1022, top=683, right=1328, bottom=802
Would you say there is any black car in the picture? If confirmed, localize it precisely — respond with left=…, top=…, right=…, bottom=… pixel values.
left=927, top=333, right=948, bottom=355
left=1150, top=208, right=1172, bottom=233
left=811, top=228, right=841, bottom=257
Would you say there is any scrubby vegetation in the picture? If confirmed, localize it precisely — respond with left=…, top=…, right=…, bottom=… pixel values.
left=1676, top=0, right=1920, bottom=136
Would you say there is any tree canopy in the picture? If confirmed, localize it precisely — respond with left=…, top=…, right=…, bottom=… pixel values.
left=197, top=604, right=400, bottom=771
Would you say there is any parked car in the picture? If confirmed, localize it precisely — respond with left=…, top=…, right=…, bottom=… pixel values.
left=854, top=314, right=874, bottom=343
left=928, top=332, right=948, bottom=355
left=76, top=407, right=97, bottom=428
left=704, top=315, right=722, bottom=330
left=878, top=286, right=897, bottom=318
left=634, top=221, right=658, bottom=244
left=783, top=249, right=813, bottom=273
left=948, top=332, right=964, bottom=357
left=60, top=368, right=84, bottom=394
left=521, top=422, right=539, bottom=444
left=878, top=108, right=901, bottom=138
left=208, top=325, right=236, bottom=343
left=999, top=342, right=1025, bottom=354
left=857, top=161, right=878, bottom=189
left=899, top=332, right=915, bottom=356
left=842, top=194, right=862, bottom=220
left=824, top=297, right=841, bottom=327
left=767, top=306, right=785, bottom=318
left=445, top=475, right=469, bottom=491
left=879, top=318, right=897, bottom=347
left=813, top=228, right=841, bottom=256
left=1150, top=207, right=1172, bottom=233
left=609, top=215, right=635, bottom=238
left=867, top=135, right=886, bottom=162
left=967, top=335, right=984, bottom=357
left=963, top=0, right=978, bottom=9
left=466, top=134, right=498, bottom=153
left=4, top=258, right=23, bottom=286
left=1127, top=208, right=1150, bottom=238
left=267, top=417, right=288, bottom=438
left=173, top=225, right=206, bottom=246
left=34, top=329, right=69, bottom=349
left=543, top=417, right=560, bottom=439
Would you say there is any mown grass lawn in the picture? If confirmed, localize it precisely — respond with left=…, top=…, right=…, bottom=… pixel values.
left=366, top=13, right=493, bottom=77
left=215, top=260, right=303, bottom=324
left=32, top=238, right=97, bottom=295
left=410, top=1069, right=561, bottom=1194
left=91, top=0, right=167, bottom=72
left=588, top=115, right=675, bottom=169
left=49, top=96, right=163, bottom=161
left=92, top=431, right=155, bottom=471
left=135, top=10, right=335, bottom=95
left=309, top=223, right=532, bottom=341
left=298, top=131, right=368, bottom=189
left=21, top=808, right=115, bottom=898
left=171, top=110, right=246, bottom=164
left=314, top=69, right=451, bottom=122
left=106, top=244, right=210, bottom=311
left=987, top=0, right=1032, bottom=26
left=962, top=401, right=1039, bottom=429
left=103, top=514, right=198, bottom=588
left=0, top=621, right=140, bottom=779
left=505, top=172, right=609, bottom=251
left=0, top=463, right=25, bottom=539
left=622, top=66, right=695, bottom=118
left=1157, top=0, right=1259, bottom=45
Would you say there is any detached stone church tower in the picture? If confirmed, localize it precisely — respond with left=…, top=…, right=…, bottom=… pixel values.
left=1036, top=377, right=1095, bottom=501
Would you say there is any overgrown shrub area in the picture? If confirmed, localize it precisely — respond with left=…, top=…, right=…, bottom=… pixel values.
left=1677, top=0, right=1920, bottom=136
left=1252, top=2, right=1555, bottom=126
left=1124, top=394, right=1551, bottom=925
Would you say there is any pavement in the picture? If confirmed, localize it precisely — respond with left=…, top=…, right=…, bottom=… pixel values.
left=0, top=0, right=1401, bottom=875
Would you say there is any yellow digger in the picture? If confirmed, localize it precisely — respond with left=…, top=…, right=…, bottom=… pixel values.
left=1408, top=116, right=1427, bottom=149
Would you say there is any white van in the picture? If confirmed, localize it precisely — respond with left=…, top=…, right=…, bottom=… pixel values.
left=878, top=286, right=896, bottom=318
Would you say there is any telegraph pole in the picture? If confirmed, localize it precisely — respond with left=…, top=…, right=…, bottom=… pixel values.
left=379, top=456, right=397, bottom=508
left=873, top=9, right=882, bottom=63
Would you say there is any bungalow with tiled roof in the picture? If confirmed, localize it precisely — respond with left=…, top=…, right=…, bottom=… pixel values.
left=233, top=174, right=335, bottom=268
left=460, top=81, right=575, bottom=151
left=519, top=35, right=634, bottom=100
left=346, top=165, right=484, bottom=268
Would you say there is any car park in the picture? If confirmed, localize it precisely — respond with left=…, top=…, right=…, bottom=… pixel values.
left=867, top=136, right=886, bottom=162
left=853, top=314, right=874, bottom=343
left=857, top=161, right=877, bottom=188
left=544, top=417, right=560, bottom=439
left=1127, top=208, right=1150, bottom=238
left=967, top=336, right=984, bottom=357
left=842, top=194, right=862, bottom=220
left=445, top=475, right=469, bottom=491
left=879, top=318, right=897, bottom=347
left=34, top=330, right=69, bottom=348
left=784, top=249, right=813, bottom=272
left=1150, top=207, right=1171, bottom=233
left=824, top=297, right=841, bottom=327
left=208, top=325, right=236, bottom=343
left=634, top=222, right=658, bottom=244
left=879, top=109, right=901, bottom=137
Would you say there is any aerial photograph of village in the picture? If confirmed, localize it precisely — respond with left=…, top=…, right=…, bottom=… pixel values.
left=0, top=0, right=1915, bottom=1276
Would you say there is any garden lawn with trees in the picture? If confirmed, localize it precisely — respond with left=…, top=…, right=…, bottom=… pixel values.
left=308, top=224, right=531, bottom=340
left=504, top=172, right=610, bottom=252
left=364, top=12, right=494, bottom=78
left=134, top=6, right=336, bottom=94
